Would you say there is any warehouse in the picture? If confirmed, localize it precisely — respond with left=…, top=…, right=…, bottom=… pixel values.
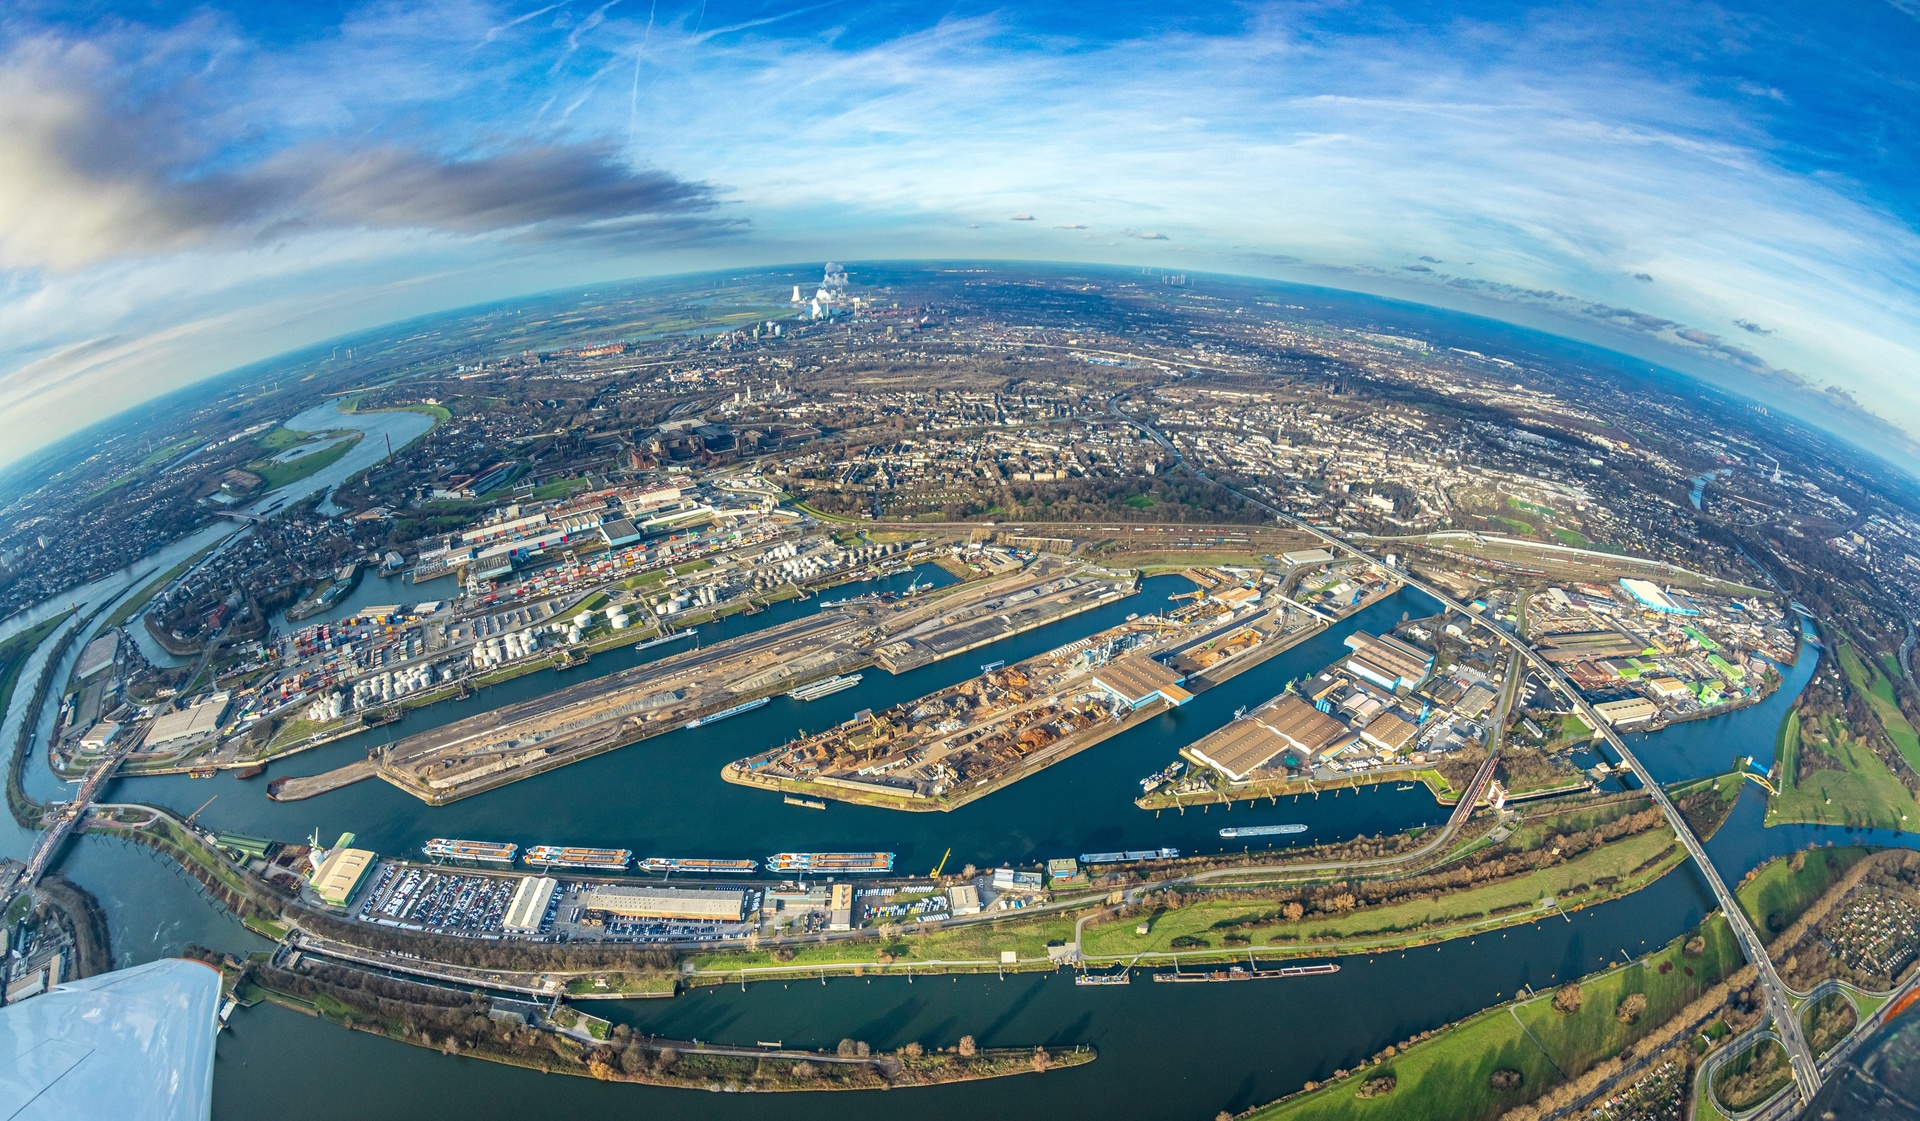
left=576, top=885, right=747, bottom=922
left=504, top=876, right=560, bottom=933
left=1188, top=695, right=1352, bottom=783
left=310, top=843, right=376, bottom=907
left=1593, top=697, right=1659, bottom=726
left=1090, top=654, right=1193, bottom=709
left=1342, top=633, right=1433, bottom=693
left=143, top=691, right=232, bottom=753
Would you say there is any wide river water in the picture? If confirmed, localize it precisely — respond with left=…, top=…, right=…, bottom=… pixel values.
left=9, top=562, right=1918, bottom=1120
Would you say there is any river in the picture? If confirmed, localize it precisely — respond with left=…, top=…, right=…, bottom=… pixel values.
left=11, top=561, right=1919, bottom=1120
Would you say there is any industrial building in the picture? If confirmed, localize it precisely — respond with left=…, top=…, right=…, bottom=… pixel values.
left=310, top=836, right=376, bottom=907
left=1593, top=697, right=1659, bottom=726
left=1342, top=633, right=1434, bottom=693
left=1090, top=654, right=1193, bottom=709
left=1187, top=695, right=1353, bottom=783
left=576, top=885, right=747, bottom=922
left=827, top=883, right=855, bottom=931
left=142, top=692, right=231, bottom=753
left=504, top=876, right=559, bottom=933
left=1619, top=578, right=1700, bottom=617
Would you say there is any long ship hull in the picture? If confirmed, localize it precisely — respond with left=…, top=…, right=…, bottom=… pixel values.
left=522, top=845, right=632, bottom=871
left=684, top=696, right=769, bottom=729
left=422, top=838, right=518, bottom=863
left=785, top=674, right=863, bottom=701
left=766, top=851, right=895, bottom=874
left=637, top=857, right=759, bottom=875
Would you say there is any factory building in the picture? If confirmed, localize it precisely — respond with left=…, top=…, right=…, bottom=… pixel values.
left=1342, top=633, right=1434, bottom=693
left=828, top=883, right=855, bottom=932
left=576, top=886, right=747, bottom=922
left=1090, top=654, right=1193, bottom=710
left=504, top=876, right=560, bottom=934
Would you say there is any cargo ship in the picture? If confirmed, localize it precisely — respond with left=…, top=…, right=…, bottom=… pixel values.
left=1154, top=963, right=1339, bottom=983
left=1218, top=824, right=1307, bottom=839
left=1139, top=761, right=1185, bottom=792
left=786, top=674, right=863, bottom=702
left=422, top=838, right=518, bottom=864
left=637, top=857, right=759, bottom=875
left=766, top=852, right=895, bottom=874
left=1080, top=848, right=1180, bottom=865
left=683, top=696, right=769, bottom=730
left=522, top=845, right=632, bottom=871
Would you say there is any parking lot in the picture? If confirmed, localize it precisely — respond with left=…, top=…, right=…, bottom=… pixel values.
left=357, top=864, right=517, bottom=935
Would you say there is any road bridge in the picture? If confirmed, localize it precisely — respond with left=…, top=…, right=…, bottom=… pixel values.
left=1118, top=400, right=1824, bottom=1103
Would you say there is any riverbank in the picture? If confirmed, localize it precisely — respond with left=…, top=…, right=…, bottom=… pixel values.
left=218, top=947, right=1091, bottom=1092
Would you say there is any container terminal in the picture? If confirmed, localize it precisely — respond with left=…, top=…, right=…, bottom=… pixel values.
left=637, top=857, right=759, bottom=874
left=522, top=845, right=632, bottom=871
left=723, top=567, right=1362, bottom=811
left=421, top=838, right=518, bottom=863
left=291, top=557, right=1130, bottom=805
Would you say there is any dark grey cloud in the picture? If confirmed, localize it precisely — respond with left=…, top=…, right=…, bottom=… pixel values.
left=0, top=43, right=727, bottom=270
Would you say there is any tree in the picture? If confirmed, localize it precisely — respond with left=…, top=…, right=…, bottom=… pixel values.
left=957, top=1035, right=978, bottom=1058
left=900, top=1041, right=924, bottom=1059
left=655, top=1047, right=679, bottom=1070
left=790, top=1061, right=817, bottom=1080
left=1616, top=993, right=1647, bottom=1023
left=1552, top=983, right=1583, bottom=1014
left=1684, top=936, right=1706, bottom=958
left=619, top=1043, right=648, bottom=1074
left=838, top=1038, right=860, bottom=1058
left=1490, top=1069, right=1524, bottom=1090
left=1330, top=893, right=1357, bottom=912
left=1283, top=902, right=1305, bottom=923
left=1032, top=1047, right=1051, bottom=1073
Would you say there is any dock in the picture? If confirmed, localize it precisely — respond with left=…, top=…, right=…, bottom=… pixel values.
left=266, top=758, right=381, bottom=802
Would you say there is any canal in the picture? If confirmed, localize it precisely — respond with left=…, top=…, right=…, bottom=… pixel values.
left=12, top=563, right=1920, bottom=1120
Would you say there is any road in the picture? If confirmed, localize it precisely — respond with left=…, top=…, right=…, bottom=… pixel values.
left=1114, top=397, right=1825, bottom=1103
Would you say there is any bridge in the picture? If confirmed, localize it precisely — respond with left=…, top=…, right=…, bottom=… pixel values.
left=4, top=742, right=133, bottom=913
left=1118, top=401, right=1825, bottom=1103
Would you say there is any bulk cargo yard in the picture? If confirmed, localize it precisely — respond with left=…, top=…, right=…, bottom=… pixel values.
left=274, top=555, right=1134, bottom=804
left=720, top=565, right=1399, bottom=811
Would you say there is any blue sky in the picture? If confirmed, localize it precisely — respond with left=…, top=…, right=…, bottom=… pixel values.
left=2, top=1, right=1918, bottom=465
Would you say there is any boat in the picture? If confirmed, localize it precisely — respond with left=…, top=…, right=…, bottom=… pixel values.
left=1139, top=761, right=1185, bottom=792
left=234, top=763, right=267, bottom=780
left=188, top=769, right=216, bottom=779
left=1154, top=963, right=1339, bottom=983
left=1395, top=782, right=1416, bottom=791
left=766, top=852, right=894, bottom=874
left=1218, top=824, right=1308, bottom=839
left=637, top=857, right=759, bottom=875
left=783, top=795, right=828, bottom=810
left=522, top=845, right=632, bottom=871
left=1080, top=848, right=1180, bottom=865
left=786, top=674, right=863, bottom=701
left=423, top=838, right=518, bottom=863
left=1075, top=969, right=1131, bottom=986
left=684, top=696, right=770, bottom=730
left=819, top=593, right=878, bottom=610
left=556, top=648, right=590, bottom=669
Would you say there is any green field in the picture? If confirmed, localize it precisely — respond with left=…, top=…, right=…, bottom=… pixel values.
left=250, top=433, right=362, bottom=490
left=532, top=477, right=593, bottom=500
left=1767, top=707, right=1920, bottom=830
left=1246, top=918, right=1743, bottom=1121
left=1733, top=846, right=1869, bottom=941
left=1838, top=640, right=1920, bottom=774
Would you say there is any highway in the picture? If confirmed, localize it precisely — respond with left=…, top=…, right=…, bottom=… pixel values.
left=1115, top=397, right=1825, bottom=1103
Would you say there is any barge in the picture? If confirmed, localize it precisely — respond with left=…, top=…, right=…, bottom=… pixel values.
left=1080, top=848, right=1180, bottom=865
left=522, top=845, right=632, bottom=871
left=1154, top=963, right=1340, bottom=983
left=785, top=674, right=863, bottom=701
left=637, top=857, right=759, bottom=875
left=1218, top=824, right=1307, bottom=839
left=422, top=838, right=518, bottom=864
left=766, top=851, right=895, bottom=875
left=684, top=696, right=769, bottom=730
